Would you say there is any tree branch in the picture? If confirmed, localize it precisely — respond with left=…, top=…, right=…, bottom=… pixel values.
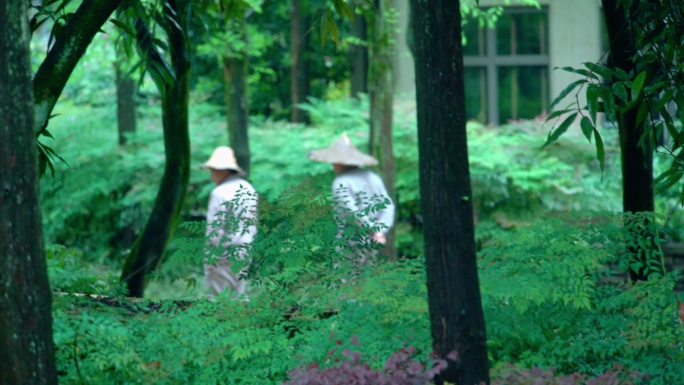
left=33, top=0, right=123, bottom=136
left=134, top=17, right=175, bottom=94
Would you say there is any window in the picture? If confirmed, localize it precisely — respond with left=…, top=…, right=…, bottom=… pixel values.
left=464, top=7, right=550, bottom=124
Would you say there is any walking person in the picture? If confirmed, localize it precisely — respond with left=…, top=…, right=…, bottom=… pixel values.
left=202, top=146, right=258, bottom=299
left=309, top=134, right=395, bottom=266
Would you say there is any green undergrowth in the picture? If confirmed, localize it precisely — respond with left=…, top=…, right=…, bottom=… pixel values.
left=50, top=211, right=684, bottom=384
left=41, top=97, right=684, bottom=384
left=40, top=97, right=624, bottom=266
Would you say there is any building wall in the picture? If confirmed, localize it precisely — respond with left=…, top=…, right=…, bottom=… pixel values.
left=394, top=0, right=415, bottom=96
left=392, top=0, right=604, bottom=121
left=548, top=0, right=603, bottom=109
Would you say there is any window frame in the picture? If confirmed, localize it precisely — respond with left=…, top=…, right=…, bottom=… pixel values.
left=464, top=6, right=550, bottom=125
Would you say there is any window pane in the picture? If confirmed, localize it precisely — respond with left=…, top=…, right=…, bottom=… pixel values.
left=463, top=20, right=486, bottom=56
left=496, top=10, right=548, bottom=55
left=465, top=67, right=488, bottom=123
left=498, top=66, right=548, bottom=122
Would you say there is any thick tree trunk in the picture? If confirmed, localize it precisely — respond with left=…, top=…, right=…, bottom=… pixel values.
left=602, top=0, right=658, bottom=281
left=351, top=14, right=369, bottom=97
left=368, top=0, right=397, bottom=260
left=115, top=63, right=136, bottom=145
left=411, top=0, right=490, bottom=384
left=0, top=2, right=58, bottom=384
left=290, top=0, right=310, bottom=123
left=121, top=3, right=191, bottom=297
left=33, top=0, right=122, bottom=135
left=223, top=26, right=251, bottom=175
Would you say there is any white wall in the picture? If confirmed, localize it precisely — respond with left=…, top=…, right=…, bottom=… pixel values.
left=393, top=0, right=415, bottom=97
left=548, top=0, right=603, bottom=110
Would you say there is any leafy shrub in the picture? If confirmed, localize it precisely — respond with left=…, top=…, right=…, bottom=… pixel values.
left=492, top=365, right=647, bottom=385
left=40, top=96, right=626, bottom=266
left=47, top=245, right=119, bottom=295
left=41, top=93, right=683, bottom=385
left=50, top=207, right=684, bottom=385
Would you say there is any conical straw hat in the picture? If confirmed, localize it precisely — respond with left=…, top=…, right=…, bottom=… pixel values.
left=202, top=146, right=245, bottom=175
left=308, top=134, right=378, bottom=167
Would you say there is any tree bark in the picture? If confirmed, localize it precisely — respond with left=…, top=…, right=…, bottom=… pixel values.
left=115, top=61, right=136, bottom=146
left=602, top=0, right=657, bottom=281
left=411, top=0, right=490, bottom=384
left=368, top=0, right=397, bottom=260
left=0, top=2, right=58, bottom=384
left=121, top=2, right=191, bottom=297
left=33, top=0, right=122, bottom=135
left=290, top=0, right=310, bottom=123
left=351, top=13, right=369, bottom=97
left=223, top=14, right=251, bottom=176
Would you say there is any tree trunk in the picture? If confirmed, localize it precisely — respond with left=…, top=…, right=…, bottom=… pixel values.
left=115, top=62, right=136, bottom=146
left=368, top=0, right=397, bottom=260
left=121, top=2, right=191, bottom=297
left=0, top=2, right=58, bottom=384
left=224, top=15, right=251, bottom=175
left=290, top=0, right=310, bottom=122
left=602, top=0, right=658, bottom=281
left=33, top=0, right=122, bottom=135
left=351, top=14, right=369, bottom=97
left=410, top=0, right=490, bottom=384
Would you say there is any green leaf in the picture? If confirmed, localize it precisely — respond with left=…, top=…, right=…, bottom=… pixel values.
left=587, top=84, right=601, bottom=123
left=550, top=79, right=585, bottom=111
left=110, top=18, right=135, bottom=37
left=332, top=0, right=354, bottom=20
left=545, top=108, right=573, bottom=122
left=599, top=86, right=615, bottom=115
left=635, top=102, right=649, bottom=128
left=580, top=116, right=594, bottom=142
left=612, top=82, right=628, bottom=103
left=594, top=127, right=605, bottom=172
left=584, top=62, right=613, bottom=80
left=632, top=71, right=646, bottom=100
left=652, top=89, right=674, bottom=113
left=320, top=11, right=340, bottom=45
left=558, top=66, right=599, bottom=80
left=655, top=169, right=683, bottom=193
left=542, top=112, right=577, bottom=149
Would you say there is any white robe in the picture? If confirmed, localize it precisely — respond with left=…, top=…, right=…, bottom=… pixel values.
left=204, top=176, right=258, bottom=298
left=331, top=169, right=395, bottom=264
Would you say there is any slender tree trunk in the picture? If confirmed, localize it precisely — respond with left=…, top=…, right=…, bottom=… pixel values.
left=602, top=0, right=658, bottom=281
left=224, top=15, right=251, bottom=175
left=115, top=62, right=136, bottom=145
left=33, top=0, right=122, bottom=135
left=411, top=0, right=490, bottom=384
left=290, top=0, right=310, bottom=122
left=351, top=13, right=369, bottom=97
left=121, top=2, right=191, bottom=297
left=368, top=0, right=397, bottom=260
left=0, top=2, right=58, bottom=384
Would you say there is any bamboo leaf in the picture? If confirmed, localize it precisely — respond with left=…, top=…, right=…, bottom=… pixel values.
left=594, top=127, right=605, bottom=172
left=612, top=82, right=628, bottom=103
left=110, top=19, right=135, bottom=37
left=584, top=62, right=613, bottom=80
left=545, top=108, right=573, bottom=122
left=635, top=102, right=649, bottom=128
left=580, top=116, right=594, bottom=142
left=632, top=71, right=646, bottom=100
left=550, top=79, right=585, bottom=111
left=332, top=0, right=354, bottom=20
left=542, top=112, right=577, bottom=149
left=655, top=169, right=683, bottom=193
left=558, top=66, right=599, bottom=80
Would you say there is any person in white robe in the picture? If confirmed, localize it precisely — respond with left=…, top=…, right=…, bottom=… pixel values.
left=309, top=134, right=395, bottom=265
left=202, top=146, right=257, bottom=298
